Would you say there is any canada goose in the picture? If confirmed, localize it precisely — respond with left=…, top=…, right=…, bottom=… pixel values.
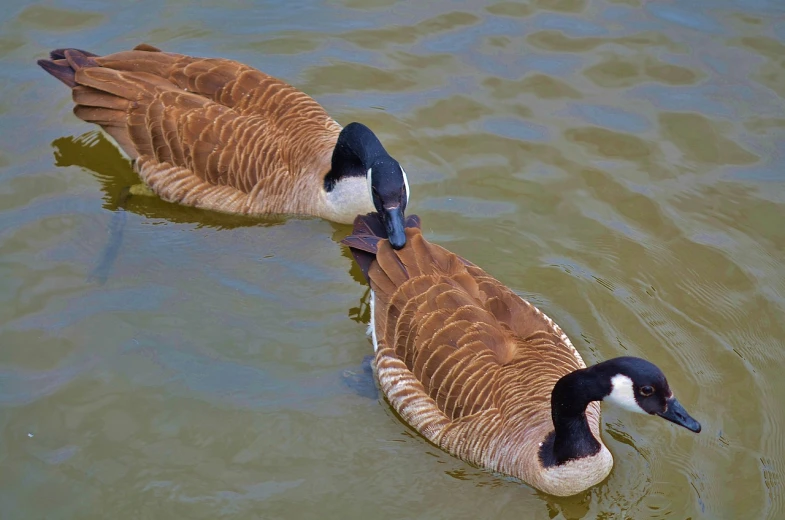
left=342, top=213, right=701, bottom=496
left=37, top=45, right=410, bottom=248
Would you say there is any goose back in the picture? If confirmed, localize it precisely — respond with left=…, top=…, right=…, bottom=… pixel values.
left=343, top=215, right=612, bottom=495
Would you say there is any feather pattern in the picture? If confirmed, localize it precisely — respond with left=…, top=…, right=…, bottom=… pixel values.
left=342, top=214, right=612, bottom=496
left=37, top=44, right=373, bottom=223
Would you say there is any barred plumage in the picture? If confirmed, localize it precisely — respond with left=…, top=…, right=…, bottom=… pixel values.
left=342, top=215, right=609, bottom=495
left=343, top=214, right=700, bottom=495
left=37, top=44, right=386, bottom=224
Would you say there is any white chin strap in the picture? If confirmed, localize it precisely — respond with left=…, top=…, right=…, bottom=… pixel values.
left=366, top=165, right=411, bottom=208
left=366, top=167, right=374, bottom=205
left=401, top=166, right=410, bottom=204
left=603, top=374, right=648, bottom=414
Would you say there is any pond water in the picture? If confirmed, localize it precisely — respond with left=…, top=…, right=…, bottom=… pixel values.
left=1, top=0, right=784, bottom=518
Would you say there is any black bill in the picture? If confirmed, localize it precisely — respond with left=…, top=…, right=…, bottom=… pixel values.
left=382, top=206, right=406, bottom=249
left=657, top=397, right=701, bottom=433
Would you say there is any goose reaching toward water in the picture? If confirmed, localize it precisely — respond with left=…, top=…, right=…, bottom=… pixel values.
left=37, top=44, right=410, bottom=247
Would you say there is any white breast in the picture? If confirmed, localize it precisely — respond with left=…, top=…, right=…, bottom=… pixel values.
left=323, top=176, right=375, bottom=224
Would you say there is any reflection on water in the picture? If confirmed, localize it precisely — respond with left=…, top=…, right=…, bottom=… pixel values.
left=51, top=132, right=286, bottom=229
left=52, top=132, right=288, bottom=283
left=1, top=0, right=785, bottom=518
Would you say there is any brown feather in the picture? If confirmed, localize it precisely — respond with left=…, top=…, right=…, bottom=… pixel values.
left=342, top=215, right=606, bottom=496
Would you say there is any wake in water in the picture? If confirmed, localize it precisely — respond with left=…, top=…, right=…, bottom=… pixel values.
left=87, top=204, right=127, bottom=285
left=52, top=131, right=139, bottom=285
left=52, top=131, right=276, bottom=284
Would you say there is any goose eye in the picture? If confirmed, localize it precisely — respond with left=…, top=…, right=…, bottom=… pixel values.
left=640, top=385, right=654, bottom=397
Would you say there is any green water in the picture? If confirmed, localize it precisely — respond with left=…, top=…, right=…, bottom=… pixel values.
left=1, top=0, right=784, bottom=518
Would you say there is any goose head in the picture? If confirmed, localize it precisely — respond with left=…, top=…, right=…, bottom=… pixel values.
left=548, top=356, right=700, bottom=467
left=326, top=122, right=409, bottom=248
left=599, top=357, right=701, bottom=432
left=367, top=155, right=409, bottom=250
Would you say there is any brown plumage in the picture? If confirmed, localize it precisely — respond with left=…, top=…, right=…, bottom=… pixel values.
left=342, top=213, right=701, bottom=496
left=37, top=44, right=409, bottom=226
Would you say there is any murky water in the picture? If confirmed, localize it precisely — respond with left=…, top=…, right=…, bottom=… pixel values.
left=1, top=0, right=784, bottom=518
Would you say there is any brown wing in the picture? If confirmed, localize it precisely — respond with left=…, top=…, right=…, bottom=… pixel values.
left=343, top=215, right=602, bottom=485
left=365, top=226, right=591, bottom=459
left=38, top=45, right=341, bottom=216
left=95, top=44, right=337, bottom=134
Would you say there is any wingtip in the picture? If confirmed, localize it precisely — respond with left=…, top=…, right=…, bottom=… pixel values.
left=37, top=57, right=77, bottom=87
left=38, top=47, right=103, bottom=88
left=63, top=49, right=98, bottom=69
left=50, top=48, right=98, bottom=60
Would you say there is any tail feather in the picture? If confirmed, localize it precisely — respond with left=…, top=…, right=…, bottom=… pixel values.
left=352, top=211, right=386, bottom=238
left=63, top=49, right=99, bottom=70
left=50, top=48, right=98, bottom=60
left=37, top=58, right=77, bottom=87
left=38, top=49, right=101, bottom=88
left=341, top=212, right=421, bottom=284
left=48, top=45, right=159, bottom=60
left=38, top=49, right=147, bottom=158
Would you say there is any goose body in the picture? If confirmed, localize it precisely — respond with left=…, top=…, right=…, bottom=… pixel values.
left=37, top=45, right=410, bottom=241
left=342, top=214, right=700, bottom=496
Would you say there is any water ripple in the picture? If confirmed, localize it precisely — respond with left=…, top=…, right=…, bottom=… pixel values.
left=2, top=1, right=784, bottom=518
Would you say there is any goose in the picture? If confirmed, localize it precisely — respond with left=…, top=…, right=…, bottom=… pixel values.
left=37, top=44, right=410, bottom=248
left=341, top=213, right=701, bottom=496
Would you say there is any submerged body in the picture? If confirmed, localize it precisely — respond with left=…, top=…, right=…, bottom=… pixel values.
left=37, top=45, right=409, bottom=235
left=343, top=214, right=700, bottom=496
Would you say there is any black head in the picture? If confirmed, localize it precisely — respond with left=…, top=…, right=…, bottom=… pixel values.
left=368, top=155, right=409, bottom=250
left=326, top=122, right=409, bottom=249
left=596, top=357, right=701, bottom=433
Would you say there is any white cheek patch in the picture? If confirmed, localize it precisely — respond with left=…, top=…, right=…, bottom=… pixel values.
left=366, top=167, right=374, bottom=204
left=604, top=374, right=647, bottom=414
left=401, top=166, right=410, bottom=204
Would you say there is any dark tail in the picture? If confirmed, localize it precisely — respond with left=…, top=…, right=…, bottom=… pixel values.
left=37, top=44, right=162, bottom=88
left=49, top=48, right=99, bottom=60
left=341, top=212, right=421, bottom=283
left=37, top=48, right=101, bottom=88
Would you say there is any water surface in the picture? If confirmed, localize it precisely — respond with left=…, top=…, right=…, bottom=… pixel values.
left=1, top=0, right=784, bottom=518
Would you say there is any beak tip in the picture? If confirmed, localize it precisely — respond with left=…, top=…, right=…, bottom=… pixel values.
left=679, top=418, right=702, bottom=433
left=658, top=397, right=701, bottom=434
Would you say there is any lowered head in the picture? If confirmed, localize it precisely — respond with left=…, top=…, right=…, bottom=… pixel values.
left=326, top=122, right=409, bottom=248
left=367, top=155, right=409, bottom=250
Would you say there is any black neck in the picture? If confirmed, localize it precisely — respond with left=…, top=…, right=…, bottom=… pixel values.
left=324, top=122, right=389, bottom=192
left=539, top=367, right=610, bottom=467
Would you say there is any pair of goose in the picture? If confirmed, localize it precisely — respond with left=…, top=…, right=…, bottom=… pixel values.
left=38, top=44, right=701, bottom=496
